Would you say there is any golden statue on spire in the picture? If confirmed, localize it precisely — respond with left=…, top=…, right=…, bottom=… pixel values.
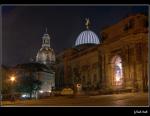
left=85, top=18, right=90, bottom=29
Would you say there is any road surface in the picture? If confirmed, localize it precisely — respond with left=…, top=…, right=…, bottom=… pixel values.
left=1, top=92, right=148, bottom=106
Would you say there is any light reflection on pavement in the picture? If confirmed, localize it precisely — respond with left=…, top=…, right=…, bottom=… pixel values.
left=1, top=92, right=148, bottom=106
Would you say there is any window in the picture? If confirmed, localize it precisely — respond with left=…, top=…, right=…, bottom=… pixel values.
left=112, top=56, right=123, bottom=86
left=123, top=19, right=134, bottom=31
left=100, top=32, right=108, bottom=41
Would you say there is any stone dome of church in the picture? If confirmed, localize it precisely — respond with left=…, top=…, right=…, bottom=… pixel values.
left=75, top=18, right=100, bottom=46
left=36, top=29, right=55, bottom=64
left=36, top=47, right=55, bottom=64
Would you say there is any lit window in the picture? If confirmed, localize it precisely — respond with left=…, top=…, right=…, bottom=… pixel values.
left=114, top=57, right=123, bottom=86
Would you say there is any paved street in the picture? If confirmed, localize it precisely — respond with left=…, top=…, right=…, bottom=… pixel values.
left=1, top=92, right=148, bottom=106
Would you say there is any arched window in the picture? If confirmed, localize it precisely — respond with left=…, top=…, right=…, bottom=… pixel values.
left=112, top=56, right=123, bottom=86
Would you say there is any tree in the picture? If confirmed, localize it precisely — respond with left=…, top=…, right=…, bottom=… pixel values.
left=73, top=67, right=81, bottom=83
left=1, top=65, right=13, bottom=99
left=15, top=62, right=49, bottom=99
left=16, top=75, right=42, bottom=99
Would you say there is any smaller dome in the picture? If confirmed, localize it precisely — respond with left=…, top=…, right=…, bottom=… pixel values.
left=36, top=47, right=55, bottom=64
left=36, top=29, right=55, bottom=65
left=75, top=30, right=100, bottom=46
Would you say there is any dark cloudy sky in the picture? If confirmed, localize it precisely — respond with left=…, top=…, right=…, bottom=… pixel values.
left=2, top=5, right=148, bottom=66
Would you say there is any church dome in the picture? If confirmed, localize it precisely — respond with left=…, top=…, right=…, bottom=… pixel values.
left=75, top=30, right=100, bottom=46
left=36, top=29, right=55, bottom=64
left=75, top=18, right=100, bottom=46
left=36, top=47, right=55, bottom=64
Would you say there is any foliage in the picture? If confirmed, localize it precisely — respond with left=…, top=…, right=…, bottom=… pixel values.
left=73, top=67, right=81, bottom=83
left=15, top=63, right=46, bottom=98
left=16, top=75, right=42, bottom=98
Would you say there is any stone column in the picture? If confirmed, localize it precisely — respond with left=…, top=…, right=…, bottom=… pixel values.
left=122, top=45, right=129, bottom=89
left=142, top=43, right=148, bottom=92
left=104, top=53, right=112, bottom=89
left=135, top=43, right=143, bottom=92
left=132, top=44, right=137, bottom=92
left=128, top=45, right=136, bottom=91
left=97, top=50, right=102, bottom=89
left=101, top=54, right=106, bottom=89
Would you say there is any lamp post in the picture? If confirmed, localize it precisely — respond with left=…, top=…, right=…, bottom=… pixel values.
left=9, top=75, right=16, bottom=102
left=10, top=76, right=15, bottom=83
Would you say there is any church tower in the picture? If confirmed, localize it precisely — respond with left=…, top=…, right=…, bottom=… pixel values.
left=42, top=28, right=50, bottom=48
left=36, top=28, right=55, bottom=65
left=36, top=28, right=56, bottom=94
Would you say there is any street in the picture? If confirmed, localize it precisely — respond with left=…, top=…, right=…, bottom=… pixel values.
left=1, top=92, right=148, bottom=106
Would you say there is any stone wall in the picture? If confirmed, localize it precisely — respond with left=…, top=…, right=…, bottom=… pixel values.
left=55, top=13, right=148, bottom=92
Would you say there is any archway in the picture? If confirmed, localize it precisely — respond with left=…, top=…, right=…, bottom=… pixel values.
left=111, top=56, right=123, bottom=87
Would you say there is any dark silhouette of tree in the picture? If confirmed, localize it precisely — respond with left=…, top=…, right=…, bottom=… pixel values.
left=16, top=75, right=42, bottom=98
left=73, top=67, right=81, bottom=83
left=1, top=65, right=15, bottom=96
left=15, top=62, right=50, bottom=98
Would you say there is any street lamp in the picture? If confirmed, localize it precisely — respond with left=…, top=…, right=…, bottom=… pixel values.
left=10, top=76, right=16, bottom=83
left=9, top=75, right=16, bottom=102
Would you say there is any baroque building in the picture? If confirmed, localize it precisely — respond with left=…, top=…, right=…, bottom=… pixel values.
left=36, top=28, right=55, bottom=64
left=36, top=29, right=56, bottom=93
left=1, top=29, right=56, bottom=97
left=55, top=13, right=148, bottom=93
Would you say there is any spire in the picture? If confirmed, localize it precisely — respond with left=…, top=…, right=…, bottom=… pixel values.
left=85, top=18, right=90, bottom=29
left=45, top=27, right=47, bottom=33
left=42, top=27, right=50, bottom=48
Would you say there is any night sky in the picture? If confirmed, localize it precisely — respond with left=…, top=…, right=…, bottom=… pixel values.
left=2, top=5, right=148, bottom=67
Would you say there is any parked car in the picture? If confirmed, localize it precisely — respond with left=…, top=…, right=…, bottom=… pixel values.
left=60, top=88, right=74, bottom=96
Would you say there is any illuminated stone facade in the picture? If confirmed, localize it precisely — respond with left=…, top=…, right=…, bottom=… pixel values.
left=55, top=13, right=148, bottom=93
left=36, top=29, right=55, bottom=93
left=36, top=29, right=55, bottom=64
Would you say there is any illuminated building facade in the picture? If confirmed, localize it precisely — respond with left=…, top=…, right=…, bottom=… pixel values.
left=55, top=13, right=148, bottom=93
left=36, top=29, right=55, bottom=94
left=1, top=29, right=56, bottom=97
left=36, top=28, right=55, bottom=64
